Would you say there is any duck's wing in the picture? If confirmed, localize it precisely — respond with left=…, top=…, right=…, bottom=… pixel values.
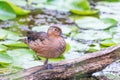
left=27, top=31, right=48, bottom=41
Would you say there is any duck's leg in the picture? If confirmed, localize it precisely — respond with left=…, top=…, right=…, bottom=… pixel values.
left=44, top=58, right=53, bottom=69
left=44, top=58, right=48, bottom=65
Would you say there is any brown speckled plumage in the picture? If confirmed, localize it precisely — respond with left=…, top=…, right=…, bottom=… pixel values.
left=23, top=26, right=66, bottom=64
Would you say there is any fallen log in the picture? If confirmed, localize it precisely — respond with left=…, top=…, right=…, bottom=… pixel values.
left=1, top=45, right=120, bottom=80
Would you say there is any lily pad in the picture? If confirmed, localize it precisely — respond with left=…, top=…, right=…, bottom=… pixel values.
left=64, top=42, right=71, bottom=54
left=0, top=45, right=7, bottom=52
left=0, top=0, right=30, bottom=20
left=0, top=52, right=12, bottom=64
left=68, top=0, right=98, bottom=15
left=39, top=55, right=65, bottom=63
left=64, top=52, right=83, bottom=60
left=61, top=25, right=78, bottom=35
left=0, top=29, right=8, bottom=40
left=0, top=29, right=20, bottom=40
left=71, top=30, right=112, bottom=41
left=0, top=40, right=28, bottom=47
left=100, top=39, right=116, bottom=47
left=112, top=38, right=120, bottom=44
left=7, top=49, right=41, bottom=69
left=105, top=73, right=120, bottom=80
left=75, top=17, right=117, bottom=30
left=0, top=0, right=16, bottom=20
left=69, top=0, right=90, bottom=10
left=66, top=38, right=89, bottom=52
left=70, top=9, right=99, bottom=15
left=0, top=66, right=22, bottom=75
left=87, top=43, right=100, bottom=52
left=109, top=27, right=120, bottom=34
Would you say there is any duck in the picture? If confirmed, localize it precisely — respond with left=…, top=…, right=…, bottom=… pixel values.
left=22, top=25, right=66, bottom=64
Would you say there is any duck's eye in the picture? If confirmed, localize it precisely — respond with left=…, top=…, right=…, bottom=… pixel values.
left=54, top=28, right=58, bottom=32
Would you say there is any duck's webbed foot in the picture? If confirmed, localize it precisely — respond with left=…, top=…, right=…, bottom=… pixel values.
left=45, top=63, right=53, bottom=69
left=44, top=58, right=53, bottom=69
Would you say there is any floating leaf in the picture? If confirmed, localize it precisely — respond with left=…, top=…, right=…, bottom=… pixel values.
left=109, top=27, right=120, bottom=34
left=61, top=25, right=78, bottom=35
left=0, top=40, right=28, bottom=47
left=7, top=49, right=41, bottom=69
left=0, top=0, right=30, bottom=20
left=112, top=38, right=120, bottom=44
left=0, top=52, right=12, bottom=64
left=0, top=29, right=20, bottom=40
left=64, top=52, right=83, bottom=60
left=69, top=0, right=98, bottom=15
left=0, top=66, right=22, bottom=75
left=71, top=9, right=99, bottom=15
left=64, top=42, right=71, bottom=54
left=75, top=17, right=117, bottom=30
left=0, top=0, right=16, bottom=20
left=87, top=43, right=100, bottom=52
left=105, top=73, right=120, bottom=80
left=0, top=45, right=7, bottom=52
left=100, top=39, right=116, bottom=47
left=70, top=0, right=90, bottom=10
left=0, top=29, right=8, bottom=40
left=8, top=1, right=30, bottom=15
left=9, top=0, right=26, bottom=7
left=39, top=56, right=65, bottom=62
left=71, top=30, right=112, bottom=40
left=66, top=39, right=89, bottom=52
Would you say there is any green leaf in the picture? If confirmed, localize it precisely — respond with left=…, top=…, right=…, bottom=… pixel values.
left=105, top=73, right=120, bottom=80
left=71, top=30, right=112, bottom=40
left=87, top=44, right=100, bottom=52
left=100, top=39, right=116, bottom=47
left=64, top=42, right=71, bottom=53
left=8, top=1, right=30, bottom=15
left=9, top=0, right=26, bottom=7
left=7, top=49, right=41, bottom=69
left=70, top=9, right=99, bottom=15
left=39, top=55, right=65, bottom=62
left=0, top=40, right=28, bottom=47
left=69, top=0, right=98, bottom=15
left=0, top=66, right=22, bottom=75
left=75, top=17, right=117, bottom=30
left=101, top=18, right=117, bottom=28
left=0, top=0, right=30, bottom=20
left=0, top=29, right=20, bottom=40
left=0, top=29, right=8, bottom=40
left=0, top=52, right=12, bottom=64
left=61, top=25, right=78, bottom=35
left=109, top=27, right=120, bottom=34
left=0, top=0, right=16, bottom=20
left=0, top=45, right=7, bottom=52
left=112, top=38, right=120, bottom=44
left=66, top=39, right=88, bottom=52
left=64, top=51, right=83, bottom=60
left=71, top=0, right=90, bottom=10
